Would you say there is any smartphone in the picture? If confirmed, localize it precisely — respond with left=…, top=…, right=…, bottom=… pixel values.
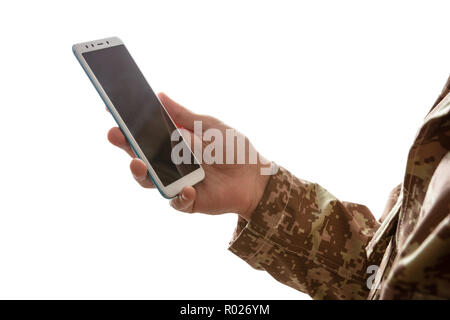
left=73, top=36, right=204, bottom=198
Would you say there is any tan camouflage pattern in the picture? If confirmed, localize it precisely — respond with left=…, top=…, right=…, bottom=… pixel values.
left=229, top=76, right=450, bottom=299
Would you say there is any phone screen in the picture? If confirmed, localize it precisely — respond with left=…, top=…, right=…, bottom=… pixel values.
left=82, top=45, right=199, bottom=186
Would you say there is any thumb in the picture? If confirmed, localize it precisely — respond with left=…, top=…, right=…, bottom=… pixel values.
left=158, top=92, right=199, bottom=131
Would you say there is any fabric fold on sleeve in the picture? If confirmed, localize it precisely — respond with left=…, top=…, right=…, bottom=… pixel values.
left=228, top=165, right=382, bottom=299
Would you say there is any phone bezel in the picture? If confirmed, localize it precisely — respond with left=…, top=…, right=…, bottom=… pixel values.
left=72, top=36, right=205, bottom=199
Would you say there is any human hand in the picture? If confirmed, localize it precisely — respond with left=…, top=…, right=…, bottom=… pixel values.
left=107, top=93, right=271, bottom=221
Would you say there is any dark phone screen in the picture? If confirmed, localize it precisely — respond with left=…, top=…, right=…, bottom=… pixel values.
left=83, top=45, right=199, bottom=186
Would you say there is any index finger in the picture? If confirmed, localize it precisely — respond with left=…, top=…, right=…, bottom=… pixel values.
left=107, top=127, right=135, bottom=158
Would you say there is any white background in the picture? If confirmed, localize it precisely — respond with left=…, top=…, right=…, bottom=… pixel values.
left=0, top=0, right=449, bottom=299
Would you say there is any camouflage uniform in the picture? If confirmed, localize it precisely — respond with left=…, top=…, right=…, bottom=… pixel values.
left=228, top=77, right=450, bottom=299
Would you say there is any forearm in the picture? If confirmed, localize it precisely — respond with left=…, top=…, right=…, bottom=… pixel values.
left=228, top=165, right=382, bottom=299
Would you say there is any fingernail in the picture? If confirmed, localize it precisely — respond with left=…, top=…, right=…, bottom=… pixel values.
left=181, top=192, right=187, bottom=201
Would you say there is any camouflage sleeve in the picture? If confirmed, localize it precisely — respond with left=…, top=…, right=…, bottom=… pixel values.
left=228, top=165, right=381, bottom=299
left=380, top=152, right=450, bottom=299
left=379, top=184, right=401, bottom=223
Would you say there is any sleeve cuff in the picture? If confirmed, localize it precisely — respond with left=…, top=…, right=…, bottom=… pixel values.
left=228, top=165, right=293, bottom=270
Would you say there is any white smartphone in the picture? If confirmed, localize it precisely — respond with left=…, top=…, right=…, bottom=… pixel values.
left=73, top=36, right=205, bottom=198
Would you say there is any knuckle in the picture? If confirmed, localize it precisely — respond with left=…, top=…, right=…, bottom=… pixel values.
left=170, top=200, right=180, bottom=210
left=133, top=174, right=144, bottom=183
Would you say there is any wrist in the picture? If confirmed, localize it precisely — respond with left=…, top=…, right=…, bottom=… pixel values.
left=238, top=170, right=270, bottom=222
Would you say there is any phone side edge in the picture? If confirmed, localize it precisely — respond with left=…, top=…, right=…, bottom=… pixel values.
left=71, top=45, right=173, bottom=199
